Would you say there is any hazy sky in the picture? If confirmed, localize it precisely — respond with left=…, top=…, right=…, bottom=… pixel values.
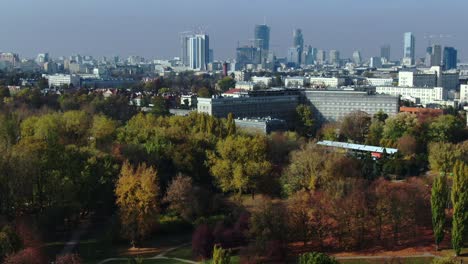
left=1, top=0, right=467, bottom=61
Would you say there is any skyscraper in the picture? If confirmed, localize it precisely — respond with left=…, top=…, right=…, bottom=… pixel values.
left=380, top=45, right=390, bottom=61
left=425, top=46, right=433, bottom=67
left=287, top=46, right=301, bottom=66
left=316, top=50, right=326, bottom=65
left=293, top=29, right=304, bottom=65
left=329, top=50, right=340, bottom=65
left=188, top=34, right=210, bottom=70
left=254, top=24, right=270, bottom=52
left=443, top=47, right=457, bottom=70
left=180, top=33, right=191, bottom=66
left=403, top=32, right=415, bottom=65
left=431, top=44, right=442, bottom=66
left=352, top=51, right=362, bottom=65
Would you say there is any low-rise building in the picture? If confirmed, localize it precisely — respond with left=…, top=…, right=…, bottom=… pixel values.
left=46, top=74, right=81, bottom=88
left=285, top=77, right=307, bottom=88
left=309, top=77, right=345, bottom=87
left=460, top=84, right=468, bottom=103
left=366, top=78, right=394, bottom=86
left=376, top=86, right=446, bottom=106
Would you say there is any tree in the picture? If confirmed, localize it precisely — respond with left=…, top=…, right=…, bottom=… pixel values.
left=340, top=111, right=371, bottom=143
left=207, top=135, right=271, bottom=196
left=431, top=174, right=448, bottom=251
left=428, top=115, right=464, bottom=143
left=226, top=113, right=236, bottom=136
left=428, top=142, right=460, bottom=175
left=115, top=162, right=160, bottom=247
left=217, top=77, right=236, bottom=92
left=451, top=161, right=468, bottom=256
left=197, top=87, right=212, bottom=98
left=192, top=224, right=214, bottom=259
left=90, top=115, right=117, bottom=146
left=212, top=245, right=231, bottom=264
left=55, top=254, right=82, bottom=264
left=365, top=120, right=384, bottom=146
left=381, top=112, right=418, bottom=146
left=287, top=191, right=314, bottom=245
left=151, top=96, right=169, bottom=116
left=298, top=252, right=339, bottom=264
left=164, top=175, right=196, bottom=221
left=295, top=104, right=314, bottom=137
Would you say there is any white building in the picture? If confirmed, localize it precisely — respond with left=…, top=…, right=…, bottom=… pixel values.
left=235, top=81, right=255, bottom=90
left=399, top=67, right=460, bottom=91
left=460, top=84, right=468, bottom=103
left=46, top=74, right=81, bottom=88
left=251, top=76, right=273, bottom=87
left=376, top=86, right=446, bottom=106
left=309, top=77, right=345, bottom=87
left=366, top=78, right=394, bottom=86
left=285, top=77, right=306, bottom=88
left=188, top=34, right=209, bottom=71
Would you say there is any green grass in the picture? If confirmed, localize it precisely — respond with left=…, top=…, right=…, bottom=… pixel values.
left=165, top=245, right=193, bottom=260
left=339, top=257, right=434, bottom=264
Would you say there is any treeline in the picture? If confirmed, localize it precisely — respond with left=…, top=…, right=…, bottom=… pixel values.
left=0, top=88, right=467, bottom=263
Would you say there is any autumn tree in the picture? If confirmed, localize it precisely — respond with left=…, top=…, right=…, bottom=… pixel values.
left=381, top=112, right=418, bottom=147
left=428, top=142, right=460, bottom=175
left=428, top=114, right=464, bottom=143
left=295, top=104, right=315, bottom=137
left=207, top=135, right=271, bottom=196
left=340, top=111, right=371, bottom=143
left=164, top=175, right=198, bottom=222
left=431, top=174, right=448, bottom=251
left=451, top=161, right=468, bottom=256
left=115, top=161, right=160, bottom=247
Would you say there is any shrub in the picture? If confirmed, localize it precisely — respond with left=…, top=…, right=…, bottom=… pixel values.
left=298, top=252, right=339, bottom=264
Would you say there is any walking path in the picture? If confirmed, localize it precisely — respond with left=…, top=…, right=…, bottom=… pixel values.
left=97, top=243, right=197, bottom=264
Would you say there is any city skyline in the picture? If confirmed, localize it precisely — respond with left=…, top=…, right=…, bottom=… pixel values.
left=1, top=0, right=467, bottom=60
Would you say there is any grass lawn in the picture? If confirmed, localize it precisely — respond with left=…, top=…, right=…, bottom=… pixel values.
left=165, top=245, right=194, bottom=260
left=339, top=257, right=434, bottom=264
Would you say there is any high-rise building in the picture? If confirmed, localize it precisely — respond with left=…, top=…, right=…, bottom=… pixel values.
left=293, top=29, right=304, bottom=65
left=188, top=34, right=210, bottom=70
left=36, top=53, right=49, bottom=65
left=431, top=44, right=442, bottom=66
left=254, top=24, right=270, bottom=52
left=236, top=45, right=262, bottom=68
left=425, top=46, right=433, bottom=67
left=287, top=46, right=301, bottom=66
left=329, top=50, right=340, bottom=65
left=180, top=33, right=191, bottom=66
left=316, top=50, right=326, bottom=65
left=380, top=45, right=391, bottom=61
left=352, top=51, right=362, bottom=65
left=403, top=32, right=415, bottom=65
left=303, top=46, right=316, bottom=65
left=443, top=47, right=457, bottom=70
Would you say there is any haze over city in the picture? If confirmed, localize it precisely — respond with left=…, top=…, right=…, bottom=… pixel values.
left=1, top=0, right=467, bottom=60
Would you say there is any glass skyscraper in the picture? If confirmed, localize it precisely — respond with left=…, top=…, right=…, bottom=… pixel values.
left=443, top=47, right=457, bottom=70
left=403, top=32, right=415, bottom=64
left=254, top=24, right=270, bottom=52
left=188, top=34, right=209, bottom=71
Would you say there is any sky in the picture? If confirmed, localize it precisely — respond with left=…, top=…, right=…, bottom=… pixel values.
left=1, top=0, right=467, bottom=61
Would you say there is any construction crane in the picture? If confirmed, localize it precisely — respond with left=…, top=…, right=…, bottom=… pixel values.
left=423, top=34, right=454, bottom=46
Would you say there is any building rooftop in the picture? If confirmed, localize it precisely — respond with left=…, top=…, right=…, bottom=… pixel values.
left=317, top=140, right=398, bottom=154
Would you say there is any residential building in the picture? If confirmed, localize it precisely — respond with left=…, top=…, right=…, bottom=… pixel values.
left=251, top=76, right=273, bottom=87
left=460, top=84, right=468, bottom=103
left=366, top=78, right=394, bottom=86
left=284, top=77, right=306, bottom=88
left=398, top=71, right=437, bottom=87
left=235, top=81, right=256, bottom=90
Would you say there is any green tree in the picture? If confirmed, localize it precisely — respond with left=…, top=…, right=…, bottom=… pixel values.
left=298, top=252, right=339, bottom=264
left=115, top=162, right=160, bottom=247
left=381, top=112, right=418, bottom=146
left=197, top=87, right=212, bottom=98
left=366, top=120, right=384, bottom=146
left=90, top=114, right=117, bottom=146
left=207, top=135, right=271, bottom=196
left=431, top=174, right=448, bottom=251
left=295, top=104, right=314, bottom=137
left=451, top=160, right=468, bottom=256
left=428, top=142, right=460, bottom=175
left=226, top=113, right=236, bottom=136
left=428, top=114, right=464, bottom=143
left=217, top=77, right=236, bottom=92
left=151, top=96, right=169, bottom=116
left=212, top=245, right=231, bottom=264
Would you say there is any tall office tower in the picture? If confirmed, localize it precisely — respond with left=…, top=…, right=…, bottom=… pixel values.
left=443, top=47, right=458, bottom=70
left=287, top=46, right=301, bottom=66
left=425, top=46, right=433, bottom=67
left=303, top=46, right=316, bottom=65
left=254, top=24, right=270, bottom=51
left=380, top=44, right=391, bottom=61
left=316, top=50, right=326, bottom=65
left=293, top=29, right=304, bottom=65
left=403, top=32, right=415, bottom=65
left=352, top=50, right=362, bottom=64
left=36, top=53, right=49, bottom=65
left=180, top=33, right=192, bottom=66
left=329, top=50, right=340, bottom=65
left=431, top=44, right=442, bottom=66
left=188, top=34, right=210, bottom=70
left=236, top=45, right=262, bottom=67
